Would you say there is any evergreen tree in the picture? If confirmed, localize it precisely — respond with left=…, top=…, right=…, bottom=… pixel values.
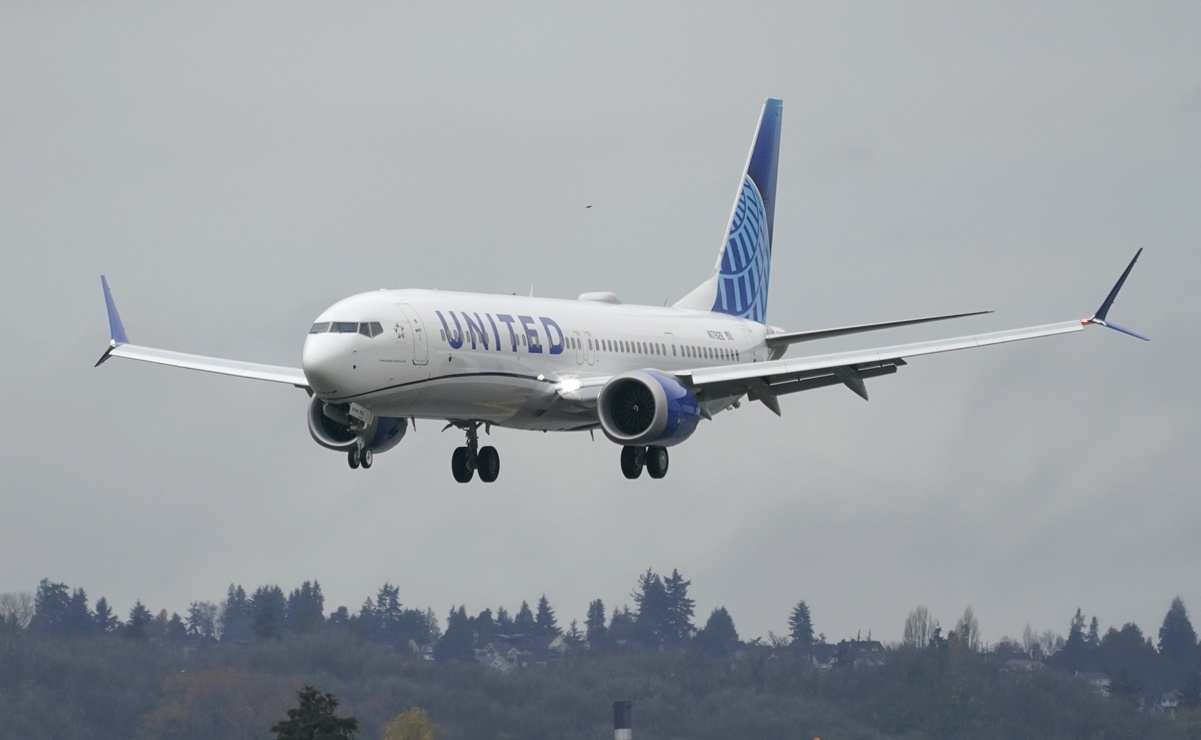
left=695, top=607, right=740, bottom=655
left=93, top=596, right=120, bottom=634
left=328, top=606, right=351, bottom=630
left=30, top=579, right=71, bottom=636
left=219, top=585, right=253, bottom=642
left=352, top=598, right=377, bottom=641
left=495, top=606, right=513, bottom=632
left=609, top=606, right=637, bottom=645
left=125, top=601, right=152, bottom=639
left=534, top=595, right=559, bottom=637
left=514, top=601, right=535, bottom=634
left=147, top=609, right=170, bottom=640
left=271, top=685, right=358, bottom=739
left=287, top=581, right=326, bottom=634
left=788, top=601, right=814, bottom=647
left=249, top=585, right=288, bottom=639
left=473, top=608, right=496, bottom=648
left=434, top=606, right=475, bottom=662
left=166, top=612, right=187, bottom=641
left=66, top=588, right=95, bottom=637
left=631, top=569, right=669, bottom=647
left=1059, top=608, right=1088, bottom=672
left=374, top=584, right=404, bottom=644
left=1159, top=597, right=1197, bottom=687
left=1099, top=623, right=1159, bottom=694
left=663, top=570, right=695, bottom=645
left=566, top=619, right=582, bottom=644
left=586, top=599, right=607, bottom=648
left=1087, top=616, right=1101, bottom=649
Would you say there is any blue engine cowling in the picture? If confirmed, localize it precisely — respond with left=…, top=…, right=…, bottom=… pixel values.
left=307, top=397, right=407, bottom=455
left=597, top=370, right=702, bottom=447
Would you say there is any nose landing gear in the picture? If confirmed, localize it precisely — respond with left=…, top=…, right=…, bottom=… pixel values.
left=446, top=421, right=500, bottom=483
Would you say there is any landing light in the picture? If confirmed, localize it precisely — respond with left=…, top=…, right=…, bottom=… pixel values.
left=559, top=378, right=581, bottom=394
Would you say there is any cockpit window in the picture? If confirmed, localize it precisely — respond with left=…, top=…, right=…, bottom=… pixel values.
left=312, top=321, right=386, bottom=337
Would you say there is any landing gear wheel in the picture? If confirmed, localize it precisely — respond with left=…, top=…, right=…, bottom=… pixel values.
left=477, top=446, right=500, bottom=483
left=646, top=446, right=669, bottom=479
left=451, top=446, right=474, bottom=483
left=359, top=448, right=373, bottom=469
left=620, top=445, right=644, bottom=479
left=347, top=449, right=360, bottom=470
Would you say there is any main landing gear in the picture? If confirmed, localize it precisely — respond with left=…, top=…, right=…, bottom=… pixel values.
left=621, top=445, right=669, bottom=480
left=346, top=447, right=373, bottom=470
left=447, top=421, right=500, bottom=484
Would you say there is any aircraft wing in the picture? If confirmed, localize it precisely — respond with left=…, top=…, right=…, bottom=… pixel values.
left=682, top=249, right=1147, bottom=414
left=678, top=320, right=1085, bottom=414
left=95, top=277, right=310, bottom=390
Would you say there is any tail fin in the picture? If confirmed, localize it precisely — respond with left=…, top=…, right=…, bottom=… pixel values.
left=674, top=98, right=782, bottom=324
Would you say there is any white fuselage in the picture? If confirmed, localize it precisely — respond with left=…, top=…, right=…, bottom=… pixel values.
left=301, top=289, right=772, bottom=431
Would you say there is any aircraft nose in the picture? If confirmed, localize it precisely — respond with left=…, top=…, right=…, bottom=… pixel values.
left=302, top=336, right=349, bottom=395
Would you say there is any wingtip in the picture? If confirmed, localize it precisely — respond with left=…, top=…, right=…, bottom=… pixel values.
left=101, top=275, right=130, bottom=345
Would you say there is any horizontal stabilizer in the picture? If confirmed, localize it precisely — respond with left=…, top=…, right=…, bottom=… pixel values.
left=765, top=310, right=991, bottom=349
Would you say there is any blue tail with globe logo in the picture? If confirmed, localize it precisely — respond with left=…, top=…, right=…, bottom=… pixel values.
left=674, top=98, right=782, bottom=325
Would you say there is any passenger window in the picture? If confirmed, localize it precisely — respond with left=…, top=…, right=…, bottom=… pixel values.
left=672, top=345, right=677, bottom=356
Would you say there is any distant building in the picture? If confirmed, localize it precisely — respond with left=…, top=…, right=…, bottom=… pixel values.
left=476, top=633, right=571, bottom=673
left=1075, top=671, right=1111, bottom=696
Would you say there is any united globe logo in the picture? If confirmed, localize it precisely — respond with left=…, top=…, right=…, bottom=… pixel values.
left=713, top=175, right=771, bottom=324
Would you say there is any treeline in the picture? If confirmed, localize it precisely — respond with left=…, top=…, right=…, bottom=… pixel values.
left=899, top=599, right=1201, bottom=705
left=1, top=572, right=1200, bottom=739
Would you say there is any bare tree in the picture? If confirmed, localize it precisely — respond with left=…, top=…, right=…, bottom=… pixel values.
left=954, top=606, right=981, bottom=652
left=1022, top=623, right=1037, bottom=655
left=0, top=592, right=34, bottom=629
left=902, top=605, right=934, bottom=648
left=1038, top=629, right=1064, bottom=657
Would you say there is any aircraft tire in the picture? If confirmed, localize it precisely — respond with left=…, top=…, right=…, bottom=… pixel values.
left=451, top=446, right=474, bottom=483
left=348, top=449, right=360, bottom=469
left=646, top=446, right=669, bottom=479
left=620, top=445, right=644, bottom=479
left=477, top=446, right=500, bottom=483
left=360, top=448, right=373, bottom=469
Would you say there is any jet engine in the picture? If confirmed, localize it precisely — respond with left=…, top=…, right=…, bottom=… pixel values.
left=597, top=370, right=702, bottom=447
left=307, top=397, right=407, bottom=454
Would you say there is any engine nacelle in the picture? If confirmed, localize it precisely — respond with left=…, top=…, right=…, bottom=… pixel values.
left=597, top=370, right=702, bottom=447
left=307, top=397, right=407, bottom=455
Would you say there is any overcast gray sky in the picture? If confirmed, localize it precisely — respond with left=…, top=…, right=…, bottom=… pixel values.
left=2, top=2, right=1198, bottom=645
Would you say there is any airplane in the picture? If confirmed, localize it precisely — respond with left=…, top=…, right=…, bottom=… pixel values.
left=95, top=98, right=1147, bottom=483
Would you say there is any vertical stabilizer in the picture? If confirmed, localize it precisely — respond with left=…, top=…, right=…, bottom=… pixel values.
left=674, top=98, right=782, bottom=324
